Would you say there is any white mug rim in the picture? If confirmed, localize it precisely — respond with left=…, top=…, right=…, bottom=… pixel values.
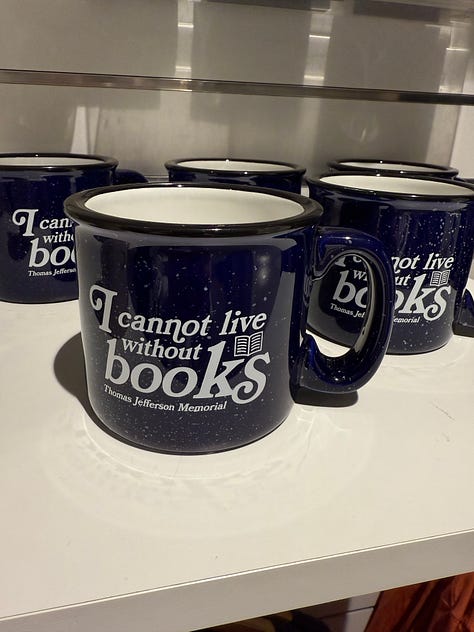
left=165, top=157, right=306, bottom=176
left=327, top=158, right=458, bottom=176
left=308, top=173, right=474, bottom=200
left=0, top=152, right=118, bottom=170
left=65, top=182, right=321, bottom=237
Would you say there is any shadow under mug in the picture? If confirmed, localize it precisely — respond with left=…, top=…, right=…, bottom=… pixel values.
left=327, top=159, right=459, bottom=179
left=165, top=158, right=306, bottom=193
left=64, top=182, right=394, bottom=454
left=0, top=153, right=146, bottom=304
left=306, top=173, right=474, bottom=354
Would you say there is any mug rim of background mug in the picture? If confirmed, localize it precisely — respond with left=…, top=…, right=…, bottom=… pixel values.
left=165, top=157, right=307, bottom=177
left=306, top=172, right=474, bottom=201
left=64, top=182, right=322, bottom=238
left=326, top=158, right=459, bottom=178
left=0, top=152, right=119, bottom=171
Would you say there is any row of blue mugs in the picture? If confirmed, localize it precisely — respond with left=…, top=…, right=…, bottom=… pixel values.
left=1, top=152, right=473, bottom=454
left=166, top=156, right=474, bottom=355
left=165, top=156, right=462, bottom=187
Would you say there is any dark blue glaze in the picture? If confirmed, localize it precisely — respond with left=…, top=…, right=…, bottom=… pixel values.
left=114, top=168, right=148, bottom=184
left=0, top=153, right=117, bottom=303
left=306, top=174, right=474, bottom=354
left=65, top=183, right=394, bottom=454
left=0, top=154, right=147, bottom=303
left=165, top=158, right=306, bottom=193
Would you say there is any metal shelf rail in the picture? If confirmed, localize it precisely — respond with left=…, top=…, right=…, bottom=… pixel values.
left=1, top=68, right=474, bottom=105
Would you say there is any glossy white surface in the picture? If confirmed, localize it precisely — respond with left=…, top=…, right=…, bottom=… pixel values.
left=84, top=187, right=304, bottom=224
left=0, top=281, right=473, bottom=631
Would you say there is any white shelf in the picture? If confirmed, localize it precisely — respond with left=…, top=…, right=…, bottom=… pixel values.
left=1, top=285, right=473, bottom=632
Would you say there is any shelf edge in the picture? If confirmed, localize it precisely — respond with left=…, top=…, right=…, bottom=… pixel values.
left=1, top=69, right=474, bottom=105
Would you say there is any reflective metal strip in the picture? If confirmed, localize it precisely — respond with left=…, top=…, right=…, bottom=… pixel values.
left=1, top=69, right=474, bottom=104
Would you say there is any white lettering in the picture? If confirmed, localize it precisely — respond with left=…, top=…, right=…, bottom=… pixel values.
left=90, top=285, right=118, bottom=333
left=12, top=208, right=38, bottom=237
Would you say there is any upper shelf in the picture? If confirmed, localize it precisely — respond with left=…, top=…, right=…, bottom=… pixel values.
left=0, top=0, right=473, bottom=103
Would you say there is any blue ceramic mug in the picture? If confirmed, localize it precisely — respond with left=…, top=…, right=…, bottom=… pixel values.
left=306, top=173, right=474, bottom=354
left=65, top=183, right=394, bottom=454
left=327, top=159, right=459, bottom=179
left=0, top=153, right=146, bottom=304
left=165, top=158, right=306, bottom=193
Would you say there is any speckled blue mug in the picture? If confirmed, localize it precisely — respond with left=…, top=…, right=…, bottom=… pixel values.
left=0, top=153, right=146, bottom=303
left=165, top=158, right=306, bottom=193
left=65, top=183, right=394, bottom=454
left=306, top=173, right=474, bottom=354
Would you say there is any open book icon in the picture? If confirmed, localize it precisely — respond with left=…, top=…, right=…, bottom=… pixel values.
left=430, top=270, right=450, bottom=286
left=234, top=331, right=264, bottom=357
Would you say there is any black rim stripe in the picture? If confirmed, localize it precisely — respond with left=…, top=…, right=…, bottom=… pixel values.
left=0, top=152, right=118, bottom=171
left=165, top=157, right=306, bottom=177
left=306, top=172, right=474, bottom=201
left=64, top=182, right=322, bottom=238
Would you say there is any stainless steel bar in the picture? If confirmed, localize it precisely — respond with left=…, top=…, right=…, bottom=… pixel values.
left=1, top=69, right=474, bottom=105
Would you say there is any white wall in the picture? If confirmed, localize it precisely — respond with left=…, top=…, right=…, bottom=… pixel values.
left=0, top=0, right=472, bottom=177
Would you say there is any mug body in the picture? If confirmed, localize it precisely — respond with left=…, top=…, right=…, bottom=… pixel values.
left=65, top=183, right=321, bottom=454
left=327, top=159, right=459, bottom=179
left=306, top=174, right=474, bottom=354
left=165, top=158, right=306, bottom=193
left=0, top=153, right=118, bottom=303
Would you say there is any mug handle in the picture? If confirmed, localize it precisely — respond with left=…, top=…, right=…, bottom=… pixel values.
left=114, top=168, right=148, bottom=184
left=453, top=289, right=474, bottom=336
left=295, top=227, right=394, bottom=393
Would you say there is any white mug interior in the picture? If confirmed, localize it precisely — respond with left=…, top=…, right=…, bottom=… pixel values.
left=176, top=159, right=293, bottom=172
left=339, top=161, right=446, bottom=173
left=0, top=156, right=105, bottom=167
left=321, top=175, right=474, bottom=196
left=84, top=186, right=304, bottom=225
